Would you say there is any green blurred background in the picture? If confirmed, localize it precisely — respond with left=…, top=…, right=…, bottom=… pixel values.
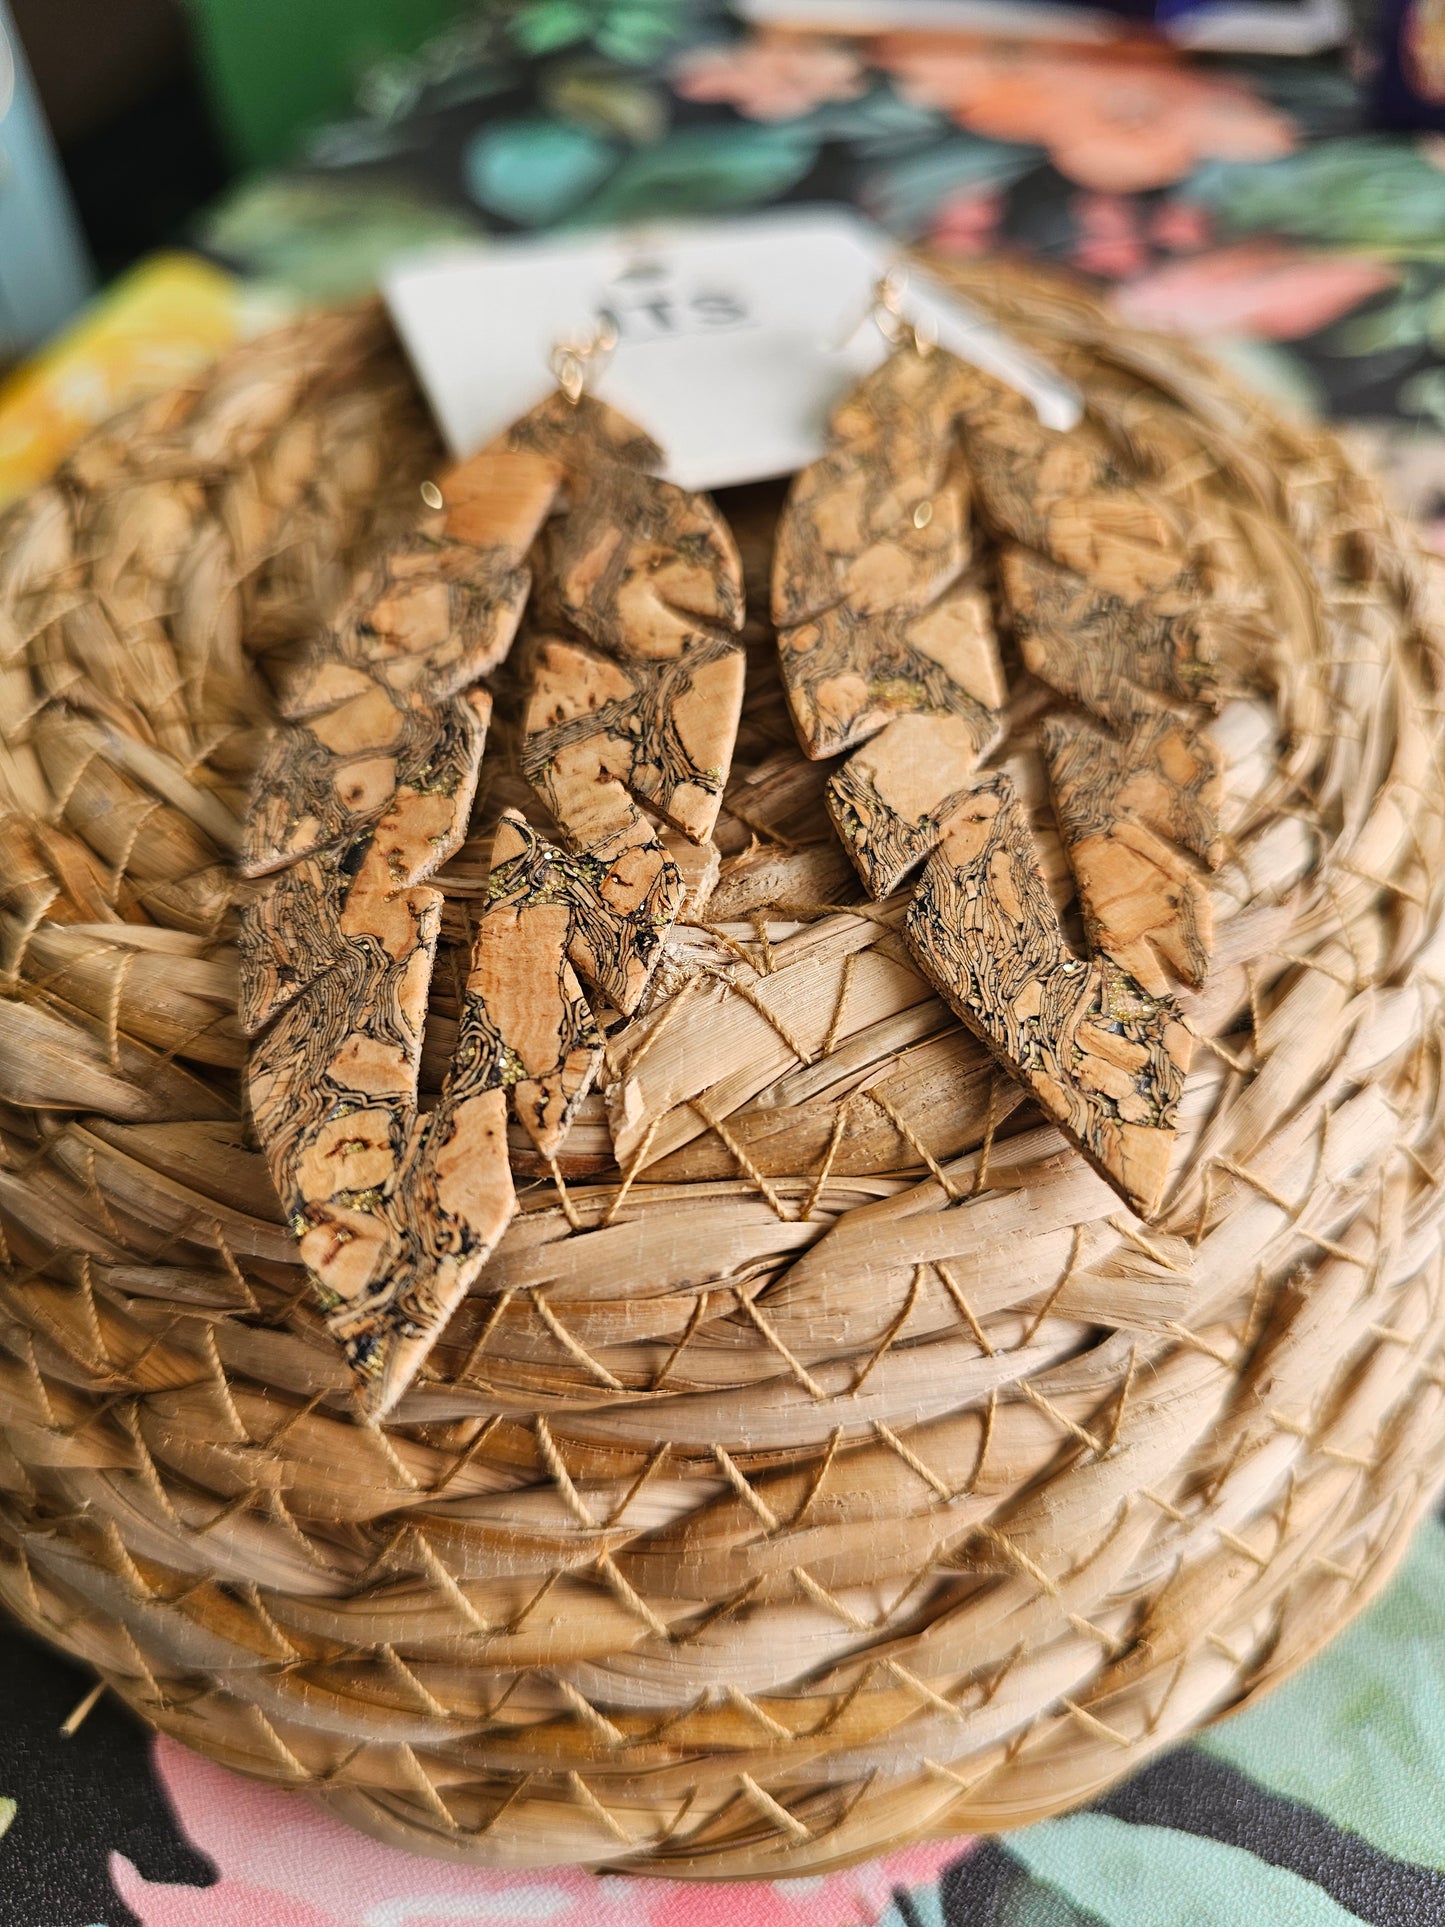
left=185, top=0, right=462, bottom=164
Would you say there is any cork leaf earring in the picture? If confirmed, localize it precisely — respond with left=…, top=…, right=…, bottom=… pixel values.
left=238, top=325, right=746, bottom=1416
left=774, top=276, right=1225, bottom=1220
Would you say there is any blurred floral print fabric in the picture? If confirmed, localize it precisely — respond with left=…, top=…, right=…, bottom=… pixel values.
left=195, top=0, right=1445, bottom=440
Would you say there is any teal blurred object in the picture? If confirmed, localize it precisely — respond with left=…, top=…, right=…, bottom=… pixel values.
left=0, top=0, right=93, bottom=356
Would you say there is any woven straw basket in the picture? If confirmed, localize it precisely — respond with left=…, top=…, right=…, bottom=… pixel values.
left=2, top=261, right=1445, bottom=1879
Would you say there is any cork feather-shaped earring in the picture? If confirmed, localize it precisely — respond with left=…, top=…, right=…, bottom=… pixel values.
left=774, top=281, right=1225, bottom=1220
left=238, top=328, right=745, bottom=1416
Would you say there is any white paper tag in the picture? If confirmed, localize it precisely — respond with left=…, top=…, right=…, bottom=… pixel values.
left=384, top=208, right=1081, bottom=492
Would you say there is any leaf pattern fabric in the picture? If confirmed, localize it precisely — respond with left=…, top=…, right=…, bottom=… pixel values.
left=1197, top=1520, right=1445, bottom=1874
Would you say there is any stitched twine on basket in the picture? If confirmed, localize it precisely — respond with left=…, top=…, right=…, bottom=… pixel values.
left=0, top=266, right=1443, bottom=1877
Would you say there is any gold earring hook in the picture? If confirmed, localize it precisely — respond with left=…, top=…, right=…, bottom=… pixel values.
left=871, top=269, right=935, bottom=357
left=550, top=315, right=620, bottom=406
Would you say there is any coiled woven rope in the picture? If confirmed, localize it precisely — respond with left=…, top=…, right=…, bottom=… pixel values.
left=1, top=264, right=1443, bottom=1876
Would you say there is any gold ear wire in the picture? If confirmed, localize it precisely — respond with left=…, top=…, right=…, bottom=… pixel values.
left=872, top=268, right=936, bottom=357
left=550, top=315, right=620, bottom=405
left=874, top=265, right=908, bottom=338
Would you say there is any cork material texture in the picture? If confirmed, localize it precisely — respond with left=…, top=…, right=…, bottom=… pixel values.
left=776, top=345, right=1219, bottom=1216
left=0, top=268, right=1442, bottom=1879
left=237, top=392, right=744, bottom=1415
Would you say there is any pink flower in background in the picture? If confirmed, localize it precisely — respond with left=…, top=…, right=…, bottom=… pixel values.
left=1113, top=241, right=1399, bottom=340
left=113, top=1736, right=968, bottom=1927
left=672, top=35, right=866, bottom=121
left=874, top=38, right=1297, bottom=191
left=929, top=184, right=1004, bottom=257
left=1149, top=199, right=1215, bottom=254
left=1071, top=191, right=1149, bottom=279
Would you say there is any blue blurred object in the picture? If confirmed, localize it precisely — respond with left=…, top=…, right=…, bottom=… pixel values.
left=0, top=0, right=93, bottom=357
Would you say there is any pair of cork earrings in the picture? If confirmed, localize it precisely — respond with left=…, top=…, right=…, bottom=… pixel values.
left=239, top=281, right=1228, bottom=1416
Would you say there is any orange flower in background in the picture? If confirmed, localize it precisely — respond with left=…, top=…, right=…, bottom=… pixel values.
left=873, top=37, right=1297, bottom=191
left=1112, top=241, right=1398, bottom=340
left=673, top=34, right=867, bottom=121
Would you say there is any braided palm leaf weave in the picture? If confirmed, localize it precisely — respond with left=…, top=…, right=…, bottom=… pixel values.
left=0, top=266, right=1443, bottom=1876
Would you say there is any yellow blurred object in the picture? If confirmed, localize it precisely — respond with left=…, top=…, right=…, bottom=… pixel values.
left=0, top=252, right=288, bottom=508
